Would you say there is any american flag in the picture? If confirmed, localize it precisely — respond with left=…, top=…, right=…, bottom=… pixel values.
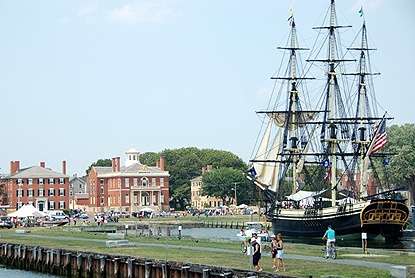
left=370, top=120, right=387, bottom=154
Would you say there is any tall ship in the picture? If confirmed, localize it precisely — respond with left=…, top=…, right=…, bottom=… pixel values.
left=247, top=0, right=409, bottom=238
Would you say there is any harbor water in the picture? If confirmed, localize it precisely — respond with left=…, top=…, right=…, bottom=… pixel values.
left=0, top=264, right=60, bottom=278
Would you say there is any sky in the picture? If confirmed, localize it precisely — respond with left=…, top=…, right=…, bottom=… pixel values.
left=0, top=0, right=414, bottom=176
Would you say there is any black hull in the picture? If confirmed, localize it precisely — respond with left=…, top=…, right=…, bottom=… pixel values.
left=271, top=212, right=362, bottom=238
left=270, top=200, right=409, bottom=239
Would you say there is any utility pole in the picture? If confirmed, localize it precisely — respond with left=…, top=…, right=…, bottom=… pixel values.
left=234, top=183, right=237, bottom=206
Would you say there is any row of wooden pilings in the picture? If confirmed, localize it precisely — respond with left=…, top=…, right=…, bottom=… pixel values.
left=204, top=222, right=271, bottom=231
left=0, top=243, right=300, bottom=278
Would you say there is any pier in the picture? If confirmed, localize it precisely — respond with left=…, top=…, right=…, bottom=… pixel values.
left=0, top=243, right=300, bottom=278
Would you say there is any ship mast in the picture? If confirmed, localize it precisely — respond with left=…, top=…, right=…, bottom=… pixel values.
left=309, top=0, right=353, bottom=206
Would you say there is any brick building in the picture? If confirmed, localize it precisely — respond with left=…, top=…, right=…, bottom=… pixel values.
left=0, top=161, right=70, bottom=211
left=87, top=146, right=169, bottom=213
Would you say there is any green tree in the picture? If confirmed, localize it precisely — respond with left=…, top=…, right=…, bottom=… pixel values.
left=85, top=159, right=112, bottom=175
left=140, top=152, right=159, bottom=166
left=145, top=147, right=248, bottom=209
left=201, top=168, right=253, bottom=206
left=376, top=124, right=415, bottom=205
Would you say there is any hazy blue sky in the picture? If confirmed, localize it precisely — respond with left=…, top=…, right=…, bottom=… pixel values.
left=0, top=0, right=414, bottom=176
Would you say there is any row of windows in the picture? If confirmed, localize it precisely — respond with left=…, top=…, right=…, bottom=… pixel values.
left=104, top=177, right=165, bottom=188
left=107, top=192, right=164, bottom=206
left=16, top=188, right=66, bottom=197
left=17, top=178, right=66, bottom=185
left=17, top=201, right=66, bottom=210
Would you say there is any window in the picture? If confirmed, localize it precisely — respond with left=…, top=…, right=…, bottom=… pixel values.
left=125, top=179, right=129, bottom=187
left=152, top=178, right=156, bottom=186
left=79, top=184, right=82, bottom=189
left=28, top=201, right=33, bottom=206
left=160, top=178, right=164, bottom=187
left=49, top=178, right=55, bottom=185
left=49, top=202, right=55, bottom=210
left=141, top=178, right=148, bottom=187
left=100, top=197, right=104, bottom=204
left=59, top=188, right=65, bottom=196
left=70, top=191, right=73, bottom=197
left=39, top=178, right=44, bottom=185
left=100, top=186, right=104, bottom=194
left=152, top=193, right=156, bottom=204
left=18, top=202, right=23, bottom=209
left=39, top=188, right=44, bottom=197
left=59, top=178, right=64, bottom=184
left=161, top=193, right=164, bottom=203
left=100, top=179, right=104, bottom=185
left=59, top=201, right=65, bottom=209
left=49, top=189, right=55, bottom=196
left=28, top=189, right=34, bottom=197
left=133, top=178, right=137, bottom=187
left=17, top=179, right=23, bottom=185
left=17, top=189, right=23, bottom=197
left=125, top=194, right=129, bottom=203
left=28, top=179, right=33, bottom=185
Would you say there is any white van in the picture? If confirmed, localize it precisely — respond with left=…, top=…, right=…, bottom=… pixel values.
left=47, top=210, right=69, bottom=220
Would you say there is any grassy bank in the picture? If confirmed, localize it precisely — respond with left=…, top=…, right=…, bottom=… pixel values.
left=1, top=227, right=408, bottom=277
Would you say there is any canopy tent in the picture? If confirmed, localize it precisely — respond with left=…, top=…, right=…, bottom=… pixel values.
left=138, top=207, right=155, bottom=213
left=285, top=189, right=328, bottom=202
left=237, top=204, right=248, bottom=209
left=217, top=205, right=229, bottom=209
left=7, top=204, right=46, bottom=218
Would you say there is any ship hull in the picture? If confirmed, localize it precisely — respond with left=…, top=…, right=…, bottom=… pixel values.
left=269, top=200, right=409, bottom=239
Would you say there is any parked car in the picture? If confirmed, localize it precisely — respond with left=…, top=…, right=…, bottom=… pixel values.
left=75, top=213, right=89, bottom=219
left=0, top=216, right=12, bottom=229
left=46, top=210, right=69, bottom=220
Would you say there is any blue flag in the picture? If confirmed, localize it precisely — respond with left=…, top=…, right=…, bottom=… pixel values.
left=248, top=166, right=257, bottom=178
left=383, top=158, right=391, bottom=165
left=322, top=159, right=331, bottom=169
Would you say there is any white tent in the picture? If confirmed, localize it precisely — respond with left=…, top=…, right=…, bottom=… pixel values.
left=237, top=204, right=248, bottom=209
left=285, top=189, right=328, bottom=202
left=8, top=204, right=46, bottom=218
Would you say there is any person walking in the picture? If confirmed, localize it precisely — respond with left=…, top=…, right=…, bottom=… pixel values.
left=276, top=233, right=285, bottom=271
left=322, top=225, right=335, bottom=259
left=251, top=238, right=262, bottom=271
left=270, top=235, right=278, bottom=268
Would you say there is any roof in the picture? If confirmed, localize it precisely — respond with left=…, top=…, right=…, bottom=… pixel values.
left=11, top=166, right=68, bottom=179
left=69, top=176, right=87, bottom=184
left=93, top=163, right=168, bottom=177
left=75, top=193, right=89, bottom=199
left=190, top=176, right=202, bottom=182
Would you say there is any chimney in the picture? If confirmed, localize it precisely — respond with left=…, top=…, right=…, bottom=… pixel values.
left=202, top=167, right=206, bottom=175
left=112, top=158, right=116, bottom=172
left=159, top=156, right=165, bottom=171
left=156, top=159, right=160, bottom=168
left=116, top=157, right=121, bottom=172
left=40, top=162, right=45, bottom=168
left=10, top=161, right=16, bottom=176
left=207, top=165, right=213, bottom=171
left=62, top=160, right=67, bottom=175
left=15, top=161, right=20, bottom=172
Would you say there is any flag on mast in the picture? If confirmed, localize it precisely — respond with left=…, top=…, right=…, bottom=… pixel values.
left=370, top=120, right=387, bottom=154
left=287, top=2, right=294, bottom=26
left=359, top=6, right=364, bottom=17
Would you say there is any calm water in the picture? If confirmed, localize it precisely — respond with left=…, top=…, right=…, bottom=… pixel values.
left=180, top=227, right=415, bottom=251
left=0, top=265, right=60, bottom=278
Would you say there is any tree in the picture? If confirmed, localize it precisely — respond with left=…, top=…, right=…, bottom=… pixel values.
left=375, top=124, right=415, bottom=205
left=85, top=159, right=112, bottom=175
left=201, top=168, right=253, bottom=206
left=140, top=152, right=159, bottom=166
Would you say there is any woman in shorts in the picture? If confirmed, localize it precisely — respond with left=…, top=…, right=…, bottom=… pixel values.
left=276, top=233, right=285, bottom=271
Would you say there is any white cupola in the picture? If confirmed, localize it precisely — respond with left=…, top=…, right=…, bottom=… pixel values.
left=125, top=145, right=140, bottom=167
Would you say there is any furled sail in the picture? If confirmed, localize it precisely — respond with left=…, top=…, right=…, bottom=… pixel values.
left=252, top=120, right=272, bottom=177
left=267, top=112, right=317, bottom=131
left=256, top=129, right=282, bottom=192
